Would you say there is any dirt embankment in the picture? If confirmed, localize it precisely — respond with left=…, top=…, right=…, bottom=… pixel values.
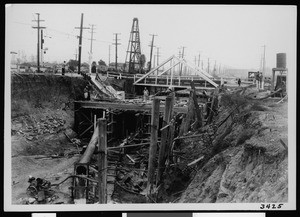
left=11, top=74, right=89, bottom=204
left=169, top=93, right=288, bottom=203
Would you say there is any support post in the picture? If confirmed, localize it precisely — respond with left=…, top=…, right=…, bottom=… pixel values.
left=191, top=81, right=202, bottom=129
left=156, top=93, right=174, bottom=185
left=147, top=98, right=160, bottom=200
left=98, top=118, right=107, bottom=203
left=207, top=87, right=219, bottom=124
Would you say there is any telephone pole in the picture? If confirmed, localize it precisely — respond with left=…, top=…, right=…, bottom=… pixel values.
left=148, top=34, right=157, bottom=71
left=113, top=33, right=121, bottom=71
left=89, top=24, right=96, bottom=54
left=198, top=52, right=201, bottom=67
left=41, top=29, right=44, bottom=67
left=207, top=58, right=210, bottom=74
left=108, top=45, right=111, bottom=65
left=32, top=13, right=45, bottom=73
left=178, top=49, right=181, bottom=58
left=88, top=24, right=96, bottom=74
left=179, top=46, right=186, bottom=58
left=179, top=46, right=186, bottom=76
left=75, top=13, right=90, bottom=74
left=262, top=45, right=266, bottom=89
left=156, top=47, right=160, bottom=67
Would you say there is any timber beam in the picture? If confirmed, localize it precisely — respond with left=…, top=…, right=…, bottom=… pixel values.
left=75, top=101, right=187, bottom=113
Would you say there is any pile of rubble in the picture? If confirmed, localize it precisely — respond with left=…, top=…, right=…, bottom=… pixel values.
left=12, top=115, right=66, bottom=141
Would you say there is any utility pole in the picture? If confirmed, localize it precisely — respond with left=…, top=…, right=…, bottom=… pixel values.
left=198, top=52, right=201, bottom=67
left=201, top=60, right=203, bottom=70
left=214, top=60, right=217, bottom=74
left=32, top=13, right=45, bottom=73
left=181, top=46, right=186, bottom=58
left=75, top=13, right=90, bottom=74
left=41, top=29, right=44, bottom=67
left=113, top=33, right=121, bottom=71
left=179, top=46, right=186, bottom=76
left=262, top=45, right=266, bottom=89
left=156, top=47, right=160, bottom=67
left=207, top=58, right=210, bottom=74
left=148, top=34, right=157, bottom=71
left=88, top=24, right=96, bottom=74
left=108, top=45, right=111, bottom=65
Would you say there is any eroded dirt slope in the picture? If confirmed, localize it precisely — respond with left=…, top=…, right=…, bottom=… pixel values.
left=176, top=94, right=288, bottom=203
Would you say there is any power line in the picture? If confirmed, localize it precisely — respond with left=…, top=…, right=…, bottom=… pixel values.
left=15, top=21, right=113, bottom=44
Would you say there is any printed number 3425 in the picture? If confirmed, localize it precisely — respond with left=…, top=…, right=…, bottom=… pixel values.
left=260, top=204, right=283, bottom=209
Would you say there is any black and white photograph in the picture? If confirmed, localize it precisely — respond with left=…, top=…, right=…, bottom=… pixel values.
left=4, top=4, right=296, bottom=211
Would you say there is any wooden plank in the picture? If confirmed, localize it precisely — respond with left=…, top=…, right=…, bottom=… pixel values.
left=134, top=82, right=217, bottom=89
left=157, top=93, right=174, bottom=185
left=187, top=156, right=204, bottom=167
left=147, top=98, right=160, bottom=198
left=98, top=118, right=107, bottom=203
left=79, top=124, right=93, bottom=138
left=77, top=100, right=187, bottom=113
left=191, top=81, right=203, bottom=129
left=107, top=142, right=150, bottom=150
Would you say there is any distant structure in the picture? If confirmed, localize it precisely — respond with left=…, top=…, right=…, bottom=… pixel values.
left=125, top=18, right=141, bottom=73
left=272, top=53, right=287, bottom=94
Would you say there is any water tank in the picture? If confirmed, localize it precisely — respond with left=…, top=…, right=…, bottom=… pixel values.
left=276, top=53, right=286, bottom=68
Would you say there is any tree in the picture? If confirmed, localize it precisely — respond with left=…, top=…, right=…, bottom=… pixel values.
left=98, top=59, right=107, bottom=66
left=68, top=59, right=78, bottom=71
left=139, top=54, right=146, bottom=69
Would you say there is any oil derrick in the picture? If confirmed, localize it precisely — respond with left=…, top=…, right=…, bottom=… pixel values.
left=125, top=18, right=142, bottom=73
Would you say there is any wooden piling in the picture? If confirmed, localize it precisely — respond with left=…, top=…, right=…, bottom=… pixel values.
left=157, top=93, right=174, bottom=185
left=207, top=87, right=219, bottom=124
left=97, top=118, right=107, bottom=203
left=191, top=81, right=202, bottom=129
left=179, top=89, right=195, bottom=136
left=147, top=98, right=160, bottom=199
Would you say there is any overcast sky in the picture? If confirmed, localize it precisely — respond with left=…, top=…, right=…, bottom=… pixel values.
left=6, top=4, right=296, bottom=71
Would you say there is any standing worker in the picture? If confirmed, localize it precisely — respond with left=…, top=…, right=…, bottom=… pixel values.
left=238, top=78, right=241, bottom=87
left=143, top=87, right=149, bottom=102
left=84, top=85, right=89, bottom=100
left=62, top=61, right=66, bottom=75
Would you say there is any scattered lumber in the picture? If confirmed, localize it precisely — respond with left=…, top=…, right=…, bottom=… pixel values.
left=187, top=156, right=204, bottom=167
left=279, top=139, right=288, bottom=151
left=276, top=94, right=288, bottom=104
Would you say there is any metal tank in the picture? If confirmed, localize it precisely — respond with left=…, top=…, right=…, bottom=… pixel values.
left=276, top=53, right=286, bottom=68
